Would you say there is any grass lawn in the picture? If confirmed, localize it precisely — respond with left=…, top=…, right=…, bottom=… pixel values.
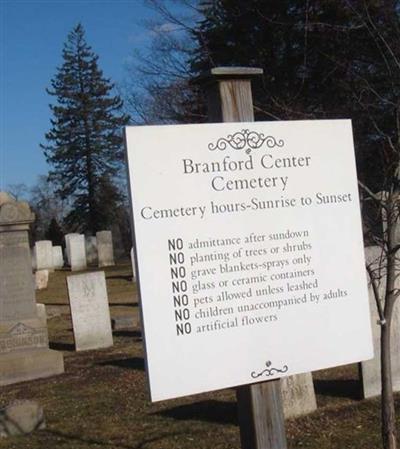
left=0, top=261, right=398, bottom=448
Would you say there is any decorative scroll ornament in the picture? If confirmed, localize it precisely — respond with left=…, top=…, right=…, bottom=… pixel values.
left=251, top=360, right=289, bottom=379
left=0, top=203, right=19, bottom=222
left=208, top=129, right=284, bottom=154
left=0, top=199, right=34, bottom=225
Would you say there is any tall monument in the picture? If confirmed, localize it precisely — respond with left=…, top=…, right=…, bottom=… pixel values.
left=0, top=192, right=64, bottom=385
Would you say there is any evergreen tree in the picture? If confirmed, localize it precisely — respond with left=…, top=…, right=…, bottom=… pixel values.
left=122, top=0, right=205, bottom=125
left=190, top=0, right=399, bottom=190
left=42, top=24, right=129, bottom=233
left=45, top=218, right=64, bottom=246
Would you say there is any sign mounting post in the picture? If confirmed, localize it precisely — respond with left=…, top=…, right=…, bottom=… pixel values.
left=201, top=66, right=287, bottom=449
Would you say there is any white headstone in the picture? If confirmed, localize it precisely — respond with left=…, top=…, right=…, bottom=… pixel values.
left=34, top=241, right=54, bottom=272
left=96, top=231, right=115, bottom=267
left=85, top=236, right=98, bottom=265
left=52, top=246, right=64, bottom=270
left=69, top=234, right=87, bottom=271
left=66, top=271, right=113, bottom=351
left=130, top=247, right=136, bottom=282
left=360, top=246, right=400, bottom=398
left=281, top=373, right=317, bottom=418
left=35, top=270, right=49, bottom=290
left=36, top=303, right=47, bottom=323
left=65, top=233, right=80, bottom=265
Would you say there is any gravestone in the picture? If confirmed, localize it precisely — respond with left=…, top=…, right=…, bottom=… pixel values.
left=111, top=315, right=137, bottom=331
left=0, top=400, right=45, bottom=437
left=281, top=373, right=317, bottom=418
left=34, top=241, right=53, bottom=272
left=0, top=192, right=64, bottom=385
left=67, top=271, right=113, bottom=351
left=96, top=231, right=114, bottom=267
left=360, top=246, right=400, bottom=398
left=35, top=270, right=49, bottom=290
left=130, top=247, right=136, bottom=282
left=69, top=234, right=87, bottom=271
left=36, top=304, right=46, bottom=322
left=85, top=236, right=98, bottom=265
left=65, top=233, right=79, bottom=265
left=52, top=246, right=64, bottom=269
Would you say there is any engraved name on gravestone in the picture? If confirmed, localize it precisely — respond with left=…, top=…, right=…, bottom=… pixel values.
left=281, top=373, right=317, bottom=418
left=0, top=192, right=64, bottom=385
left=67, top=271, right=113, bottom=351
left=96, top=231, right=115, bottom=267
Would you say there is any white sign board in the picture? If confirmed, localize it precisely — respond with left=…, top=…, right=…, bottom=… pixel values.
left=125, top=120, right=373, bottom=402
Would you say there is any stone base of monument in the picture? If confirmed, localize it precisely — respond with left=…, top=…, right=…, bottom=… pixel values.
left=0, top=348, right=64, bottom=386
left=0, top=317, right=64, bottom=386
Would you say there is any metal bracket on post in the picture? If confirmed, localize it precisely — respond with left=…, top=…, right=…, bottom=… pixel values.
left=198, top=66, right=288, bottom=449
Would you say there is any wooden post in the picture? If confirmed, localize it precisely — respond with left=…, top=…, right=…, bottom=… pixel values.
left=201, top=66, right=288, bottom=449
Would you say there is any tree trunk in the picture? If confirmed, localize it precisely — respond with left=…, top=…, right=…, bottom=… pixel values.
left=381, top=192, right=399, bottom=449
left=381, top=312, right=397, bottom=449
left=84, top=123, right=96, bottom=234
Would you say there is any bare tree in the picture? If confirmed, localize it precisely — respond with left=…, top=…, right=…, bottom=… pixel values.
left=122, top=0, right=205, bottom=124
left=5, top=183, right=28, bottom=201
left=347, top=2, right=400, bottom=447
left=29, top=175, right=67, bottom=240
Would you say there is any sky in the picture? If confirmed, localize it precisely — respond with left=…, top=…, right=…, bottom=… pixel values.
left=1, top=0, right=182, bottom=192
